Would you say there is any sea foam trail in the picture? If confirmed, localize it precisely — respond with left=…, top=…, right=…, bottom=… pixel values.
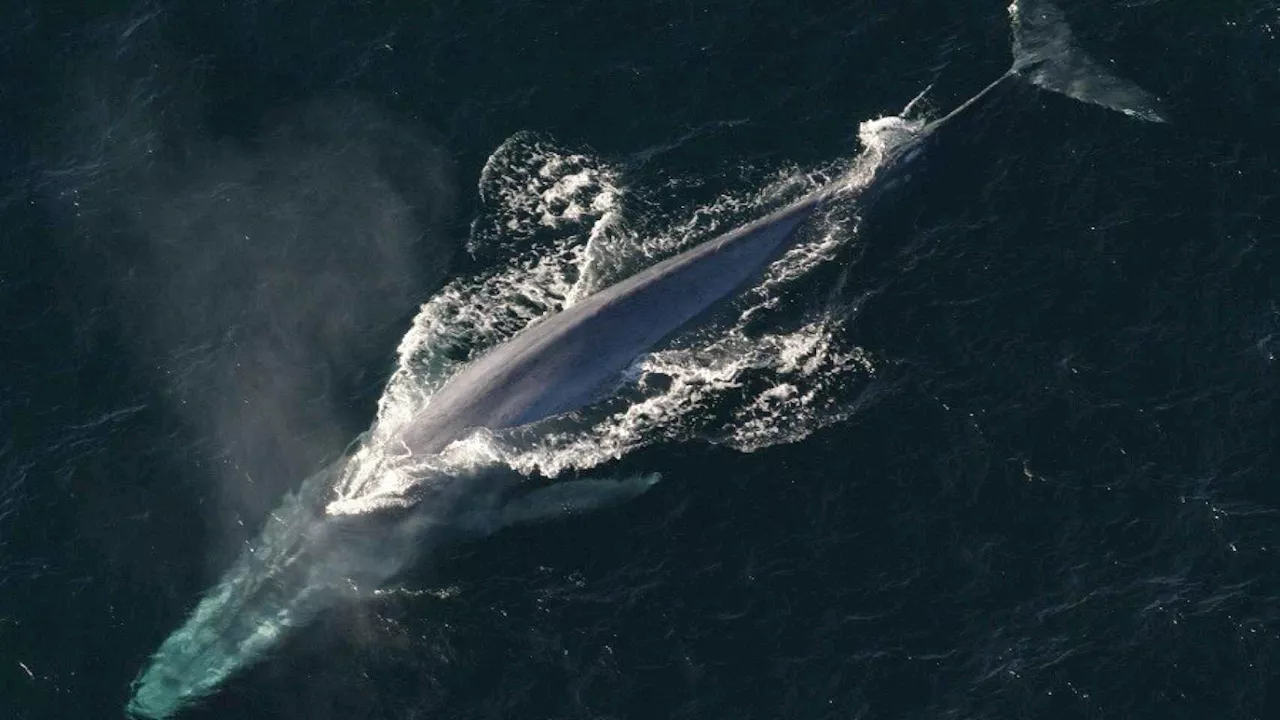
left=328, top=119, right=912, bottom=514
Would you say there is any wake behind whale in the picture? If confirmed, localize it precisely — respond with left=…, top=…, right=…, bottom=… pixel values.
left=128, top=3, right=1166, bottom=716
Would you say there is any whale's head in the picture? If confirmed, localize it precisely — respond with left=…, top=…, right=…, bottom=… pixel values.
left=126, top=466, right=428, bottom=719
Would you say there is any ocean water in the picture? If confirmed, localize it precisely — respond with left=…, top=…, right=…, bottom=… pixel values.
left=2, top=1, right=1278, bottom=718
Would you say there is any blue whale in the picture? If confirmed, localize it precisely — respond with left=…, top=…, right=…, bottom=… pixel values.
left=127, top=3, right=1164, bottom=717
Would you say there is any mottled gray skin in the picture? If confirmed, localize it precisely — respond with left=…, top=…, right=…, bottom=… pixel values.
left=403, top=192, right=827, bottom=454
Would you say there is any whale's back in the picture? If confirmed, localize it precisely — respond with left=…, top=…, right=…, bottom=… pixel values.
left=401, top=194, right=823, bottom=453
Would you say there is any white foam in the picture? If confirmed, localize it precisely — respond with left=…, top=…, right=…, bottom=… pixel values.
left=330, top=116, right=924, bottom=513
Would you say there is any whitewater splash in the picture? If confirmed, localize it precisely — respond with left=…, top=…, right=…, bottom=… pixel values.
left=329, top=122, right=907, bottom=514
left=127, top=115, right=911, bottom=718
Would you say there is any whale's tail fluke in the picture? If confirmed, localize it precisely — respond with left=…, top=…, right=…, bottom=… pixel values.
left=1008, top=0, right=1167, bottom=122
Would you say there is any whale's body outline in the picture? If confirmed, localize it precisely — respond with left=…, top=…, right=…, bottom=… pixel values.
left=127, top=3, right=1167, bottom=716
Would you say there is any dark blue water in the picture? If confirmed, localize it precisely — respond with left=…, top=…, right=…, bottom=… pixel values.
left=3, top=1, right=1278, bottom=718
